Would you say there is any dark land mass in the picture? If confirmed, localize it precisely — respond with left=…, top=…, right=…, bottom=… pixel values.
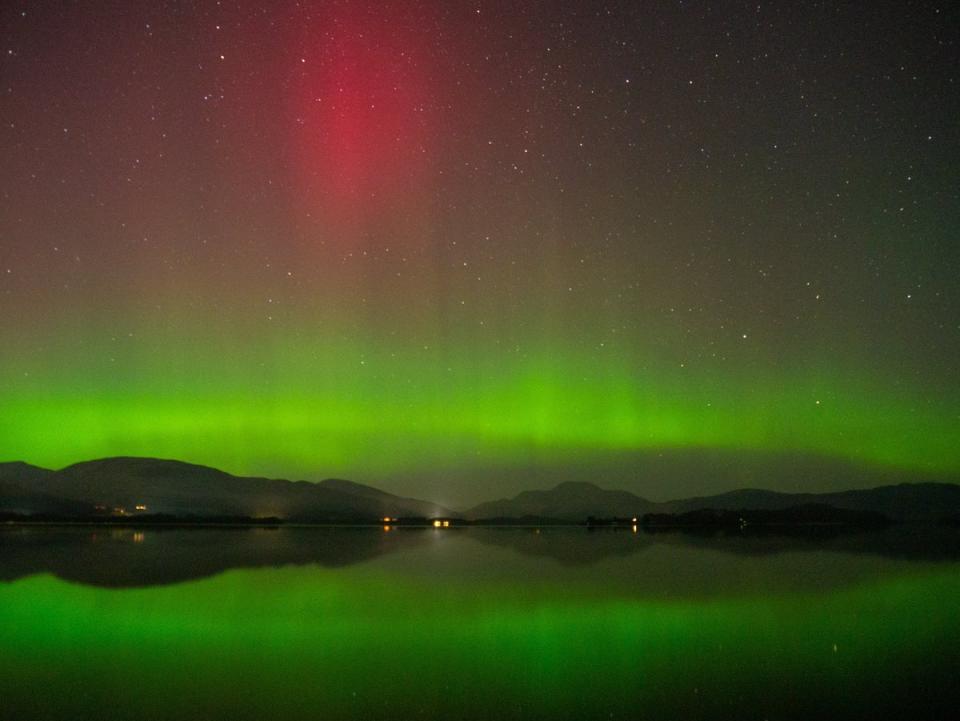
left=433, top=447, right=960, bottom=510
left=666, top=484, right=960, bottom=522
left=465, top=481, right=654, bottom=522
left=3, top=457, right=960, bottom=527
left=640, top=504, right=891, bottom=529
left=464, top=480, right=960, bottom=523
left=0, top=457, right=453, bottom=522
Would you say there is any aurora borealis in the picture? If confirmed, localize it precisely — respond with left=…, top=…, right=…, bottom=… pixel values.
left=2, top=0, right=958, bottom=505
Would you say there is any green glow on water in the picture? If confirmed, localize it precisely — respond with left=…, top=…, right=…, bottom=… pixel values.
left=1, top=548, right=958, bottom=721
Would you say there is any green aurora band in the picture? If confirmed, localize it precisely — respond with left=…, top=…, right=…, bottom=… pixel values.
left=2, top=0, right=958, bottom=502
left=2, top=331, right=958, bottom=486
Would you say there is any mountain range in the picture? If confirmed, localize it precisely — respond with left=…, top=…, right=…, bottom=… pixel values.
left=0, top=457, right=451, bottom=521
left=2, top=456, right=960, bottom=523
left=464, top=480, right=960, bottom=522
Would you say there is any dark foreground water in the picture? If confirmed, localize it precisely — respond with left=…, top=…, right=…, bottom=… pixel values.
left=2, top=525, right=959, bottom=720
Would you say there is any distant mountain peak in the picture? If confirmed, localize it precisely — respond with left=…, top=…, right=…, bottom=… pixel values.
left=551, top=481, right=603, bottom=492
left=465, top=481, right=652, bottom=521
left=1, top=456, right=451, bottom=521
left=463, top=478, right=960, bottom=522
left=4, top=456, right=960, bottom=523
left=61, top=456, right=232, bottom=475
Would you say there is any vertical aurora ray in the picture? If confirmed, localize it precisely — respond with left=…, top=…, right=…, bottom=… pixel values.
left=0, top=0, right=958, bottom=502
left=1, top=333, right=958, bottom=490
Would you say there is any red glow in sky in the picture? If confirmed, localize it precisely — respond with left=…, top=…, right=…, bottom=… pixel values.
left=289, top=3, right=436, bottom=232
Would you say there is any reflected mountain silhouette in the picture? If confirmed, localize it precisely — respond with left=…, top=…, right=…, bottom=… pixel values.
left=463, top=524, right=960, bottom=566
left=0, top=526, right=428, bottom=587
left=3, top=524, right=960, bottom=588
left=641, top=524, right=960, bottom=561
left=465, top=526, right=656, bottom=565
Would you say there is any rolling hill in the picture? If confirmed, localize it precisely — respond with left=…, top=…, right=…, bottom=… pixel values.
left=463, top=480, right=960, bottom=522
left=0, top=457, right=452, bottom=521
left=3, top=457, right=960, bottom=523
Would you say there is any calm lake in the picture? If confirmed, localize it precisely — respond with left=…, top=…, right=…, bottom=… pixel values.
left=2, top=525, right=959, bottom=720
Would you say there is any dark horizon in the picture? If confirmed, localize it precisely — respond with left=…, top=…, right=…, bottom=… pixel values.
left=4, top=454, right=960, bottom=523
left=6, top=449, right=960, bottom=506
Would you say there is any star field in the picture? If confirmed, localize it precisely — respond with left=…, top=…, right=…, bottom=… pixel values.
left=1, top=0, right=958, bottom=505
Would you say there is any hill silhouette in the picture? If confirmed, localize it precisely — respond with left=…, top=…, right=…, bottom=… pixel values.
left=3, top=456, right=960, bottom=523
left=465, top=481, right=655, bottom=521
left=463, top=480, right=960, bottom=522
left=0, top=457, right=452, bottom=522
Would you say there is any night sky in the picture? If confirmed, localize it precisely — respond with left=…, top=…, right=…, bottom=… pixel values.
left=2, top=0, right=958, bottom=506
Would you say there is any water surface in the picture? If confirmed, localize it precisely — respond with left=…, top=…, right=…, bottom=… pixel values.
left=1, top=526, right=958, bottom=720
